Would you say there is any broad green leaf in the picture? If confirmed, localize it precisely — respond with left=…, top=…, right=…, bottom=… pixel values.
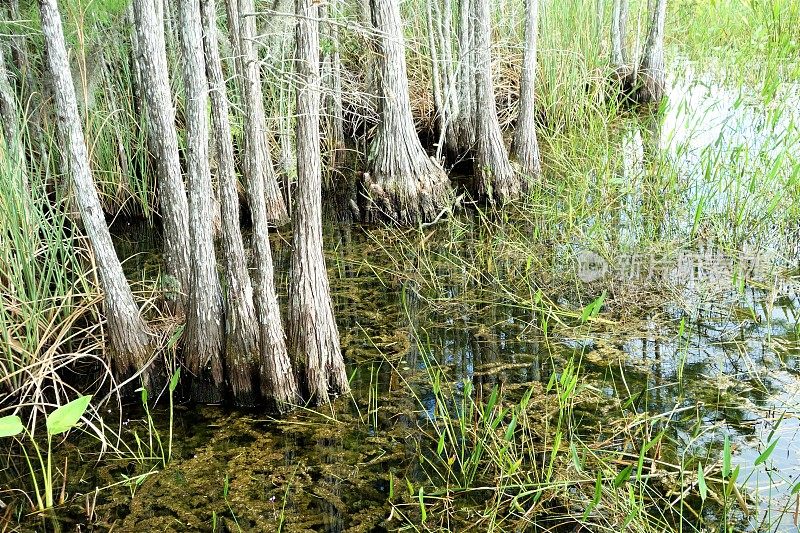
left=0, top=415, right=24, bottom=438
left=47, top=395, right=92, bottom=436
left=169, top=367, right=181, bottom=392
left=722, top=435, right=731, bottom=478
left=698, top=463, right=707, bottom=501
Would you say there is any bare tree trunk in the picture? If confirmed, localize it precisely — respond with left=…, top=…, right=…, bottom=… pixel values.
left=127, top=4, right=143, bottom=114
left=610, top=0, right=635, bottom=91
left=426, top=0, right=444, bottom=130
left=132, top=0, right=192, bottom=312
left=8, top=0, right=32, bottom=115
left=0, top=44, right=18, bottom=142
left=365, top=0, right=452, bottom=224
left=277, top=91, right=295, bottom=206
left=474, top=0, right=520, bottom=203
left=201, top=0, right=260, bottom=405
left=7, top=0, right=27, bottom=88
left=446, top=0, right=476, bottom=158
left=224, top=0, right=243, bottom=78
left=1, top=37, right=34, bottom=227
left=322, top=1, right=345, bottom=165
left=39, top=0, right=154, bottom=386
left=228, top=0, right=289, bottom=225
left=611, top=0, right=629, bottom=67
left=8, top=0, right=48, bottom=180
left=224, top=0, right=298, bottom=408
left=638, top=0, right=667, bottom=103
left=290, top=0, right=349, bottom=405
left=178, top=0, right=225, bottom=402
left=509, top=0, right=541, bottom=178
left=358, top=0, right=377, bottom=116
left=0, top=42, right=27, bottom=192
left=431, top=0, right=456, bottom=158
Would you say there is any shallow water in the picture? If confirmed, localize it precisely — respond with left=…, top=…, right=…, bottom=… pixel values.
left=97, top=231, right=800, bottom=530
left=12, top=71, right=800, bottom=531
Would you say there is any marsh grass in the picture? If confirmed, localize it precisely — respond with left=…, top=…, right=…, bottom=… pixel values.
left=375, top=311, right=751, bottom=531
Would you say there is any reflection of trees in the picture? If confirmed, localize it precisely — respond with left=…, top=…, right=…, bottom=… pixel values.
left=609, top=113, right=670, bottom=245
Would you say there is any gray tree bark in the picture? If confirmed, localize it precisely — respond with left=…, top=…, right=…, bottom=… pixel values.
left=426, top=0, right=444, bottom=128
left=178, top=0, right=225, bottom=402
left=509, top=0, right=541, bottom=178
left=1, top=38, right=33, bottom=226
left=322, top=1, right=345, bottom=165
left=365, top=0, right=452, bottom=225
left=430, top=0, right=456, bottom=157
left=610, top=0, right=635, bottom=91
left=201, top=0, right=261, bottom=405
left=225, top=0, right=298, bottom=409
left=611, top=0, right=629, bottom=67
left=638, top=0, right=667, bottom=103
left=6, top=1, right=47, bottom=189
left=228, top=0, right=289, bottom=225
left=39, top=0, right=154, bottom=386
left=474, top=0, right=520, bottom=203
left=290, top=0, right=349, bottom=405
left=0, top=42, right=27, bottom=192
left=445, top=0, right=477, bottom=158
left=132, top=0, right=192, bottom=312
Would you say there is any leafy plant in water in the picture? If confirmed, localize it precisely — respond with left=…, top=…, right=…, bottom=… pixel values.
left=0, top=395, right=92, bottom=511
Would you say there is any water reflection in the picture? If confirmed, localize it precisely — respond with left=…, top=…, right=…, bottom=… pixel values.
left=95, top=70, right=800, bottom=531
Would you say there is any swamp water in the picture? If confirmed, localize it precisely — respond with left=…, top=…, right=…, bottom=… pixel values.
left=11, top=71, right=800, bottom=532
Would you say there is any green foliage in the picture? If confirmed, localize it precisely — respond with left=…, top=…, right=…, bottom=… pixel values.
left=46, top=395, right=92, bottom=436
left=0, top=415, right=24, bottom=438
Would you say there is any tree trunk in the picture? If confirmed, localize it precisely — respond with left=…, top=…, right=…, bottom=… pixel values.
left=474, top=0, right=520, bottom=203
left=290, top=0, right=349, bottom=405
left=426, top=0, right=444, bottom=130
left=224, top=0, right=298, bottom=409
left=39, top=0, right=154, bottom=386
left=1, top=36, right=34, bottom=226
left=132, top=0, right=192, bottom=312
left=365, top=0, right=452, bottom=225
left=322, top=1, right=345, bottom=165
left=431, top=0, right=456, bottom=161
left=228, top=0, right=290, bottom=225
left=638, top=0, right=667, bottom=103
left=201, top=0, right=261, bottom=406
left=446, top=0, right=477, bottom=158
left=7, top=0, right=48, bottom=183
left=611, top=0, right=629, bottom=67
left=610, top=0, right=635, bottom=91
left=0, top=42, right=27, bottom=192
left=178, top=0, right=225, bottom=402
left=509, top=0, right=541, bottom=178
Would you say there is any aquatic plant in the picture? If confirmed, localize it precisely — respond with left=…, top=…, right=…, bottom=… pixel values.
left=0, top=395, right=92, bottom=511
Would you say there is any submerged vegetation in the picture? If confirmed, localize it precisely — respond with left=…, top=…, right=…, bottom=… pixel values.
left=1, top=0, right=799, bottom=530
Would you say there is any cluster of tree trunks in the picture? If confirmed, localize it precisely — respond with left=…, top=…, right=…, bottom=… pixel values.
left=35, top=0, right=348, bottom=408
left=21, top=0, right=668, bottom=408
left=611, top=0, right=669, bottom=102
